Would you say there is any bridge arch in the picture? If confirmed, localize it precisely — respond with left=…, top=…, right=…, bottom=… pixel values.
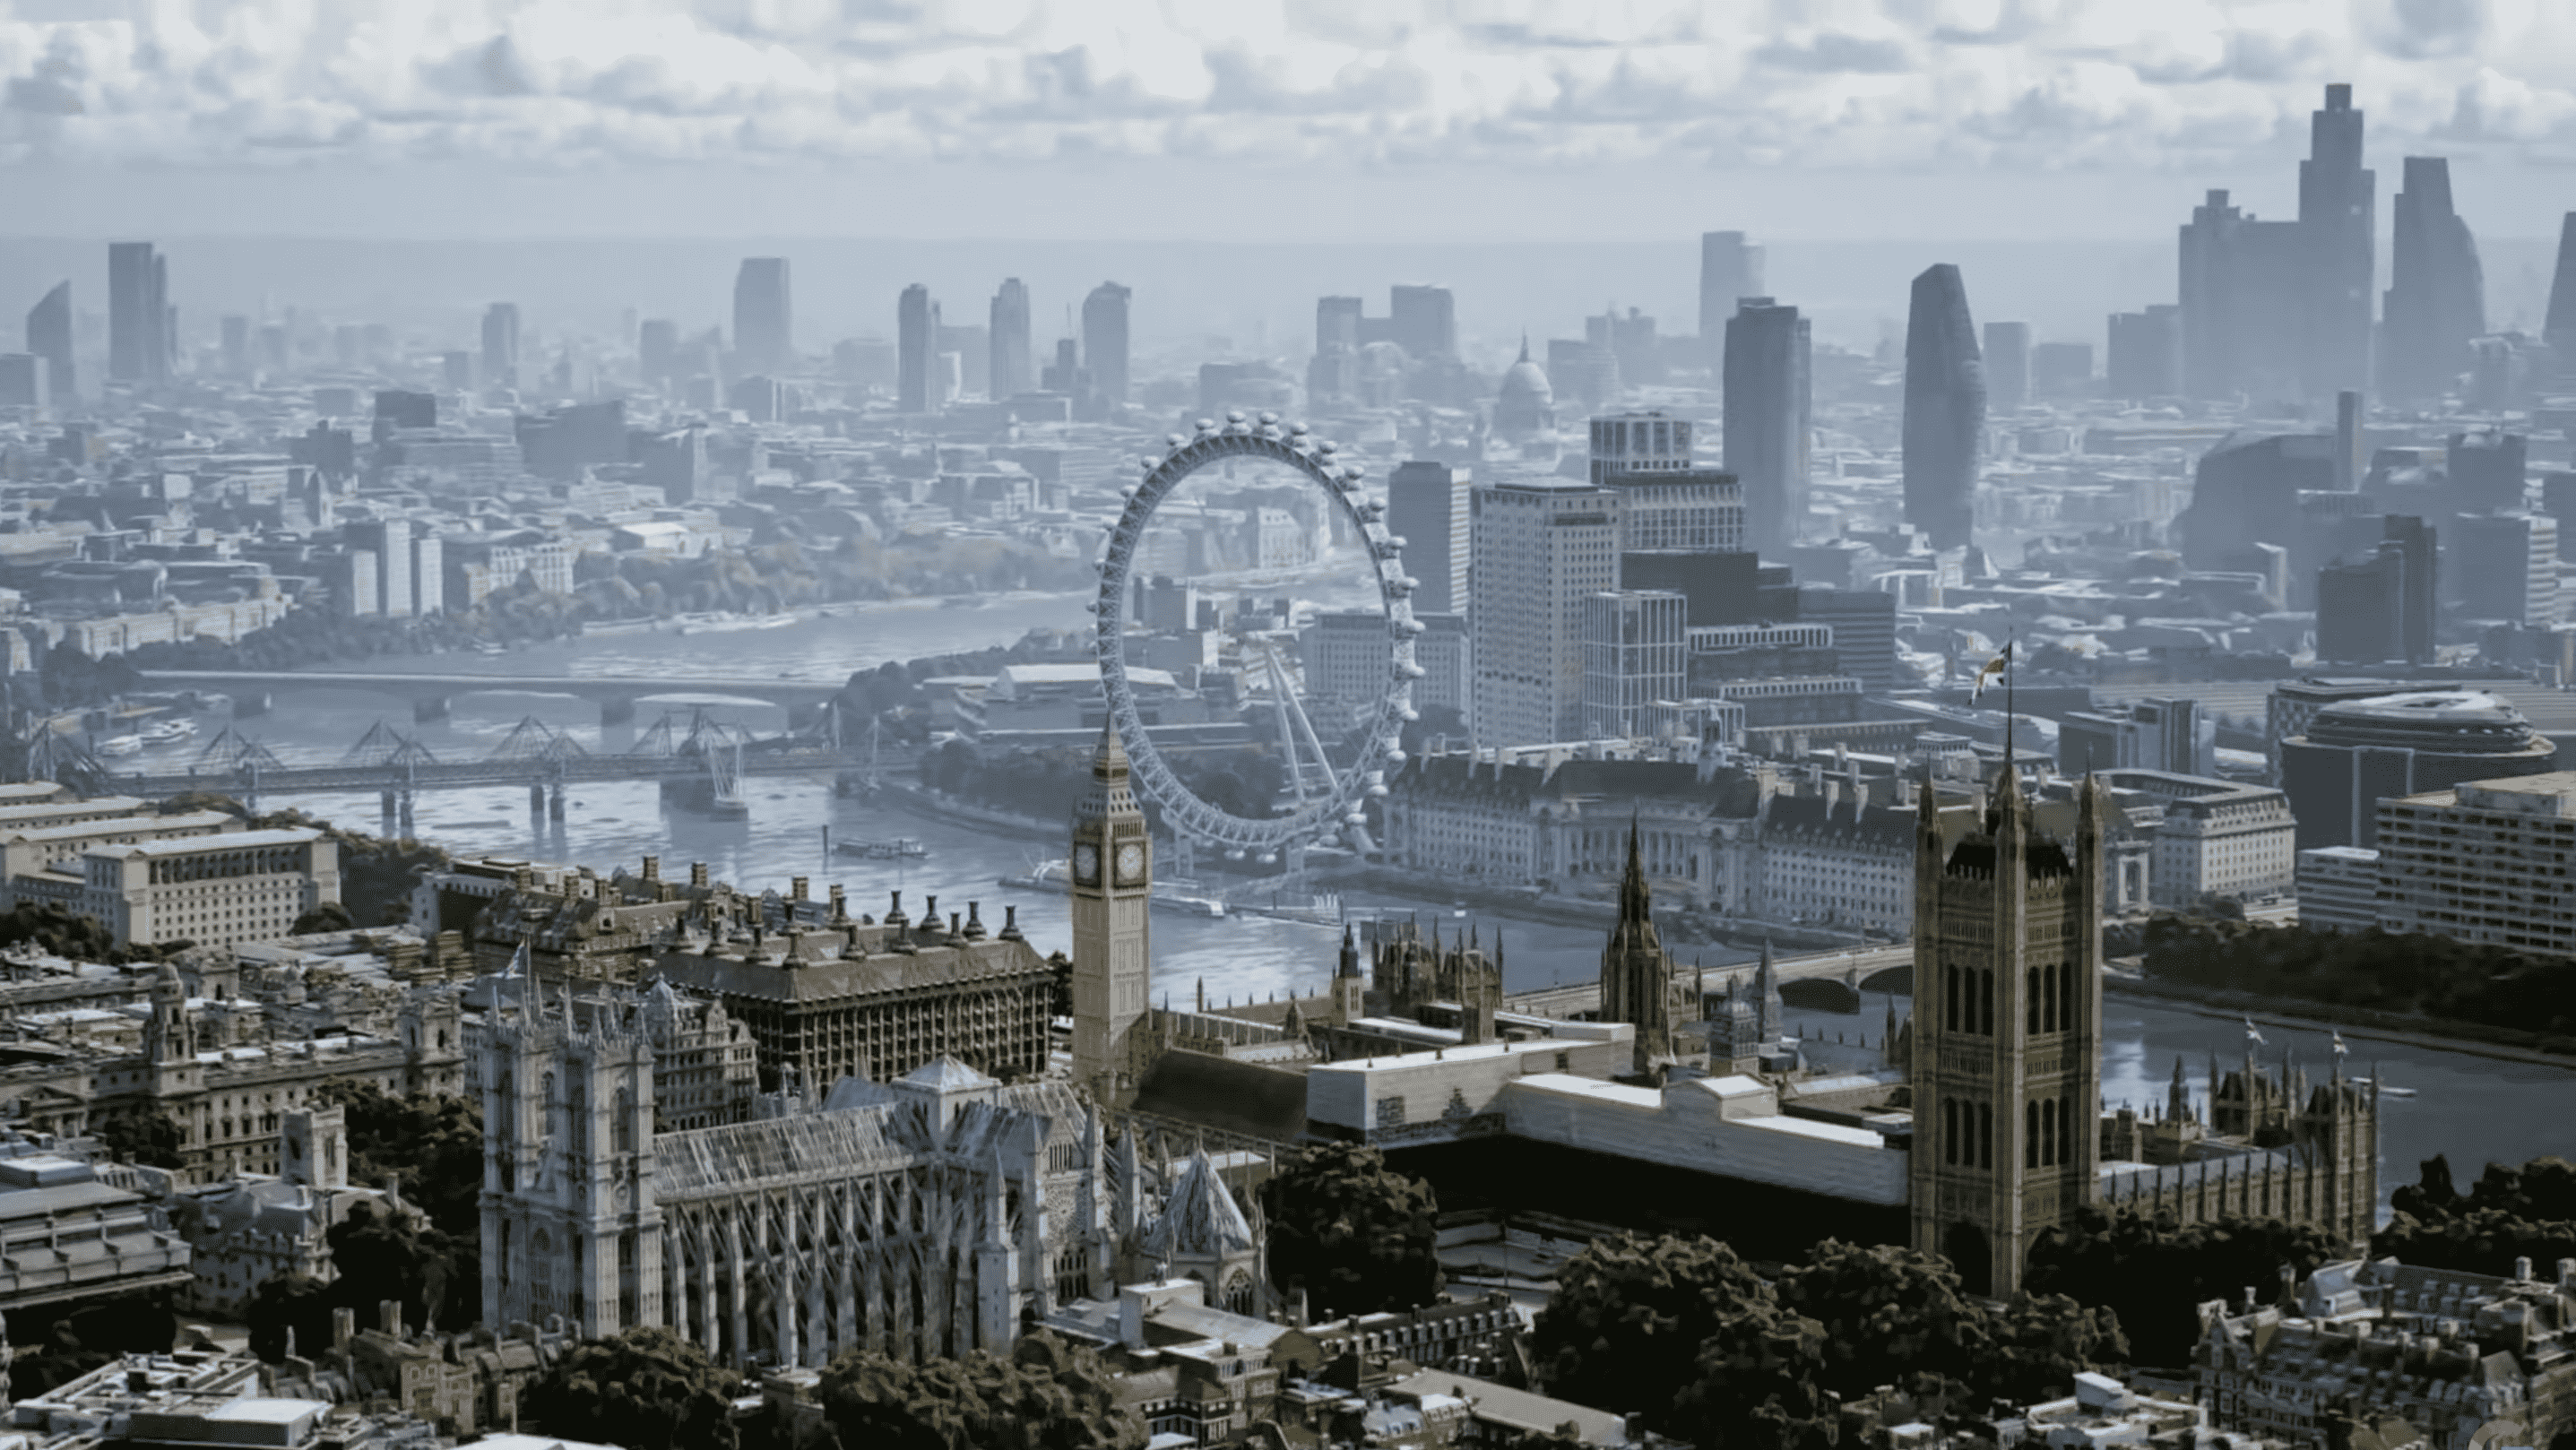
left=1859, top=963, right=1914, bottom=996
left=1779, top=978, right=1862, bottom=1014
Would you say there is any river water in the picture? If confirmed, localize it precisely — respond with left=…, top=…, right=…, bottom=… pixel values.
left=160, top=593, right=2576, bottom=1209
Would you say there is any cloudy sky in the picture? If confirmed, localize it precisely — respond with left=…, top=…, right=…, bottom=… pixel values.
left=3, top=0, right=2574, bottom=239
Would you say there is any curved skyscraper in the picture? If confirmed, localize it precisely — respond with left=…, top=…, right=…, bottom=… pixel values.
left=1902, top=263, right=1984, bottom=552
left=2381, top=157, right=2484, bottom=403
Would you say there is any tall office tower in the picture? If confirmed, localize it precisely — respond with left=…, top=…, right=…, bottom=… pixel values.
left=1470, top=479, right=1622, bottom=746
left=2179, top=189, right=2306, bottom=400
left=2105, top=306, right=2183, bottom=399
left=481, top=303, right=521, bottom=392
left=2546, top=214, right=2576, bottom=369
left=1902, top=264, right=1985, bottom=551
left=2451, top=513, right=2559, bottom=627
left=1388, top=285, right=1457, bottom=359
left=2384, top=514, right=2438, bottom=660
left=990, top=279, right=1033, bottom=399
left=1309, top=296, right=1363, bottom=402
left=2316, top=548, right=2408, bottom=665
left=26, top=281, right=72, bottom=401
left=107, top=242, right=170, bottom=385
left=897, top=284, right=940, bottom=415
left=1589, top=412, right=1743, bottom=552
left=1699, top=232, right=1764, bottom=368
left=1908, top=770, right=2107, bottom=1299
left=1723, top=298, right=1811, bottom=557
left=2381, top=158, right=2485, bottom=402
left=1983, top=322, right=2030, bottom=413
left=638, top=320, right=679, bottom=388
left=2451, top=431, right=2527, bottom=513
left=1387, top=462, right=1472, bottom=615
left=731, top=257, right=792, bottom=375
left=219, top=316, right=250, bottom=377
left=1580, top=590, right=1689, bottom=740
left=2299, top=83, right=2376, bottom=401
left=1082, top=282, right=1131, bottom=405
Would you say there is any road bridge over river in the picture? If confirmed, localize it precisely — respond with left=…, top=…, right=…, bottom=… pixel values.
left=136, top=669, right=847, bottom=726
left=1506, top=944, right=1917, bottom=1017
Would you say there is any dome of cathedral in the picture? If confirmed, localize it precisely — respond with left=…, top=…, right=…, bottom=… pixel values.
left=1499, top=341, right=1552, bottom=407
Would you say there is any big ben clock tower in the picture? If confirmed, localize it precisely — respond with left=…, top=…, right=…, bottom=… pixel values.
left=1071, top=721, right=1153, bottom=1105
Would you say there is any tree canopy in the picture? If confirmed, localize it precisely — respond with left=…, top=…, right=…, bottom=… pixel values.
left=814, top=1330, right=1144, bottom=1450
left=2024, top=1207, right=2339, bottom=1366
left=1257, top=1142, right=1444, bottom=1319
left=1534, top=1234, right=2131, bottom=1438
left=93, top=1107, right=186, bottom=1170
left=2377, top=1154, right=2576, bottom=1277
left=2142, top=917, right=2576, bottom=1043
left=523, top=1328, right=742, bottom=1450
left=316, top=1079, right=484, bottom=1235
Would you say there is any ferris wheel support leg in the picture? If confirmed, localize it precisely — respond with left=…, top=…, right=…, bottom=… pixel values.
left=1171, top=833, right=1197, bottom=883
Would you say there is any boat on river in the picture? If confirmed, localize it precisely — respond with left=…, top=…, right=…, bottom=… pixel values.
left=837, top=838, right=929, bottom=861
left=139, top=719, right=196, bottom=747
left=2352, top=1077, right=2418, bottom=1099
left=97, top=735, right=143, bottom=757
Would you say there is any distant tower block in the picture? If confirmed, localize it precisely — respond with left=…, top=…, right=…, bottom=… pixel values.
left=1901, top=263, right=1985, bottom=552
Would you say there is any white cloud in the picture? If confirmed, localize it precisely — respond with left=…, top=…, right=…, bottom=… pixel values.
left=1, top=0, right=2573, bottom=173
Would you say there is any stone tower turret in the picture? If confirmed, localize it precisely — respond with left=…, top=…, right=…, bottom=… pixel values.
left=1598, top=821, right=1676, bottom=1076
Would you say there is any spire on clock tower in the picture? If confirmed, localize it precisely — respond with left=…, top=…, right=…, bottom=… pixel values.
left=1071, top=721, right=1153, bottom=1106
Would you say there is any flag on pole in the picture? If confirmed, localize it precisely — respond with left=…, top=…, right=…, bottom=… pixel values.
left=2243, top=1015, right=2267, bottom=1045
left=1971, top=643, right=2013, bottom=702
left=2331, top=1030, right=2348, bottom=1057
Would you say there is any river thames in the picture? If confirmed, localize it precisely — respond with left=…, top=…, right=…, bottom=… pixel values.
left=145, top=593, right=2576, bottom=1209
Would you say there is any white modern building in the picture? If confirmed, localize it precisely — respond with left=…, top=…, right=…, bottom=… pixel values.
left=1468, top=479, right=1621, bottom=746
left=1579, top=590, right=1688, bottom=740
left=2295, top=846, right=2381, bottom=933
left=2374, top=771, right=2576, bottom=954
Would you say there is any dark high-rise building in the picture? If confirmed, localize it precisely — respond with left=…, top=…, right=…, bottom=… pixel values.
left=481, top=303, right=521, bottom=391
left=731, top=257, right=792, bottom=376
left=1983, top=322, right=2030, bottom=413
left=107, top=242, right=170, bottom=385
left=638, top=320, right=679, bottom=388
left=1902, top=264, right=1984, bottom=551
left=1723, top=298, right=1811, bottom=558
left=1082, top=282, right=1131, bottom=406
left=2299, top=83, right=2376, bottom=401
left=990, top=279, right=1032, bottom=399
left=2451, top=431, right=2527, bottom=514
left=26, top=281, right=72, bottom=401
left=2546, top=213, right=2576, bottom=369
left=2317, top=516, right=2433, bottom=665
left=1388, top=284, right=1455, bottom=360
left=1310, top=296, right=1363, bottom=402
left=1699, top=231, right=1764, bottom=367
left=2105, top=306, right=2183, bottom=400
left=1387, top=462, right=1473, bottom=615
left=897, top=284, right=939, bottom=415
left=2179, top=189, right=2308, bottom=401
left=2381, top=158, right=2485, bottom=402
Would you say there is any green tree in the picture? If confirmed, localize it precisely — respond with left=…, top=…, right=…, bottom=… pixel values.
left=0, top=902, right=119, bottom=962
left=523, top=1327, right=742, bottom=1450
left=1981, top=1292, right=2131, bottom=1407
left=1529, top=1233, right=1771, bottom=1435
left=815, top=1331, right=1145, bottom=1450
left=324, top=1201, right=477, bottom=1333
left=10, top=1293, right=177, bottom=1394
left=2025, top=1208, right=2338, bottom=1366
left=291, top=902, right=354, bottom=936
left=94, top=1108, right=186, bottom=1170
left=2377, top=1154, right=2576, bottom=1277
left=1678, top=1304, right=1837, bottom=1450
left=316, top=1080, right=484, bottom=1234
left=246, top=1274, right=338, bottom=1363
left=1774, top=1239, right=1988, bottom=1398
left=1257, top=1142, right=1443, bottom=1318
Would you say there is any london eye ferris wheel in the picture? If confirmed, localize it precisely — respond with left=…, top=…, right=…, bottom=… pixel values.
left=1088, top=410, right=1421, bottom=856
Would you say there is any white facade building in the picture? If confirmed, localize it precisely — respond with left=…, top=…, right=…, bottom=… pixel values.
left=1578, top=590, right=1688, bottom=740
left=2295, top=846, right=2381, bottom=932
left=2374, top=771, right=2576, bottom=953
left=1468, top=479, right=1620, bottom=746
left=2104, top=771, right=2297, bottom=909
left=79, top=828, right=340, bottom=950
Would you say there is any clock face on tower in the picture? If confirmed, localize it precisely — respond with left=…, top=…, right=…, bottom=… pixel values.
left=1073, top=843, right=1100, bottom=885
left=1116, top=843, right=1145, bottom=883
